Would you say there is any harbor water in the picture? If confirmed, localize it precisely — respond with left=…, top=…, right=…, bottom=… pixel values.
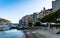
left=0, top=29, right=25, bottom=38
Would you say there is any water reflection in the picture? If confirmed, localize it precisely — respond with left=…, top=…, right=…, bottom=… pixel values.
left=0, top=29, right=25, bottom=38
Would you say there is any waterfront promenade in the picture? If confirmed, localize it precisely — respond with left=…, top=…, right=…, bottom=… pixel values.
left=24, top=29, right=47, bottom=38
left=24, top=29, right=60, bottom=38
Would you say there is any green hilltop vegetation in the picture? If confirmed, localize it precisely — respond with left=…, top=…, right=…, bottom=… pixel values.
left=0, top=18, right=11, bottom=24
left=41, top=9, right=60, bottom=22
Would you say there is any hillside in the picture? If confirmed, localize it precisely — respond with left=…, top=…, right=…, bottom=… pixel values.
left=0, top=18, right=11, bottom=24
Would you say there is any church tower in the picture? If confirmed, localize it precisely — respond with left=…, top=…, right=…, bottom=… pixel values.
left=43, top=7, right=46, bottom=14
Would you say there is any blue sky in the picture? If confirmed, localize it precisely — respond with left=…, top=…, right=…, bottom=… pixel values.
left=0, top=0, right=55, bottom=23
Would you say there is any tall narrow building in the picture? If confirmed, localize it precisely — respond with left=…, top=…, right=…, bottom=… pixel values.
left=52, top=0, right=60, bottom=12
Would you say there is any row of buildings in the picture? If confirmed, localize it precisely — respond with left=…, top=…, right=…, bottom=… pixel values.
left=19, top=0, right=60, bottom=26
left=19, top=7, right=52, bottom=26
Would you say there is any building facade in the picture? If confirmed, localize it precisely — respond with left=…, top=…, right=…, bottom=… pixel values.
left=52, top=0, right=60, bottom=12
left=39, top=7, right=52, bottom=19
left=32, top=13, right=38, bottom=22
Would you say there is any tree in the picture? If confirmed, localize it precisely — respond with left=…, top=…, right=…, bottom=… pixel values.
left=37, top=18, right=41, bottom=22
left=41, top=9, right=60, bottom=22
left=28, top=21, right=34, bottom=27
left=34, top=22, right=41, bottom=26
left=0, top=18, right=11, bottom=24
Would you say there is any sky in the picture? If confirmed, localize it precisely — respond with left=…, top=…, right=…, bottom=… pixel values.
left=0, top=0, right=55, bottom=23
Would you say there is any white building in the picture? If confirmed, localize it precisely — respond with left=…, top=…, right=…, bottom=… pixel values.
left=52, top=0, right=60, bottom=12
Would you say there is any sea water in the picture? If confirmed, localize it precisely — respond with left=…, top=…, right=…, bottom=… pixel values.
left=0, top=29, right=25, bottom=38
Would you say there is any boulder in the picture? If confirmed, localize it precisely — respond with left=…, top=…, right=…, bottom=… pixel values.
left=56, top=31, right=60, bottom=34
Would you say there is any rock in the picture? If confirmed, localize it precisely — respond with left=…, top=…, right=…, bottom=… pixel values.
left=56, top=31, right=60, bottom=34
